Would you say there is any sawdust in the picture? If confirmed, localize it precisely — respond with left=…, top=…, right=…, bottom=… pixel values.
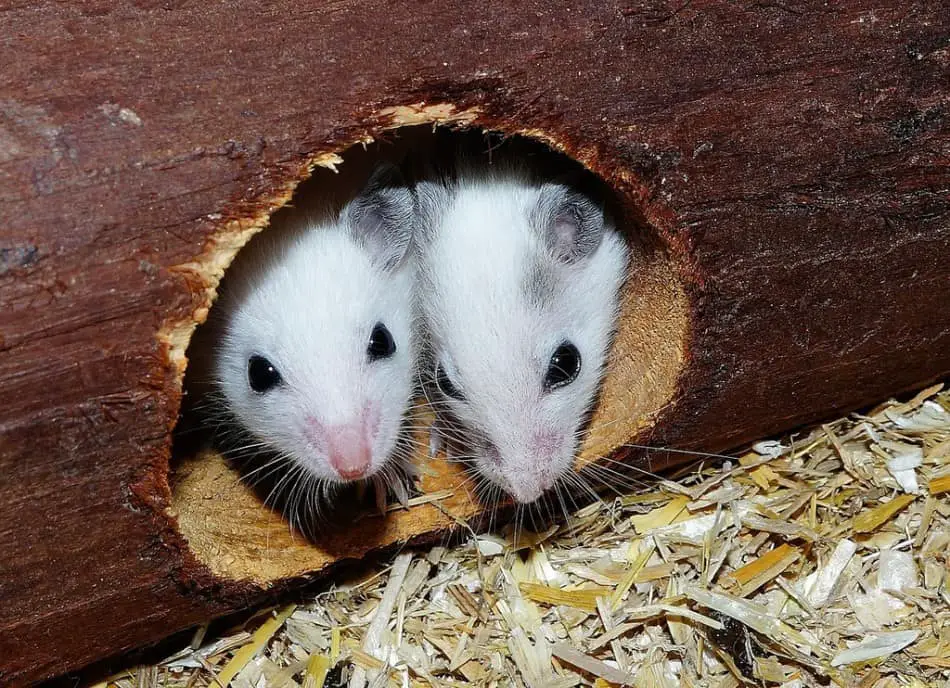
left=95, top=384, right=950, bottom=687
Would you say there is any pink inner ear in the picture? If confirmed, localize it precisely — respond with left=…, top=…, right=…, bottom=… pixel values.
left=552, top=215, right=578, bottom=257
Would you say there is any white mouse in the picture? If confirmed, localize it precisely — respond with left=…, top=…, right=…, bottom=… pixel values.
left=207, top=163, right=418, bottom=513
left=415, top=159, right=629, bottom=504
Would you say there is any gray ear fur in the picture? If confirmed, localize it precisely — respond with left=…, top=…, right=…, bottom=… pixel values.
left=531, top=183, right=606, bottom=263
left=412, top=178, right=451, bottom=246
left=344, top=162, right=414, bottom=271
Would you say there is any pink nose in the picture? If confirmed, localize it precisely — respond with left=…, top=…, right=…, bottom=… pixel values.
left=326, top=425, right=372, bottom=480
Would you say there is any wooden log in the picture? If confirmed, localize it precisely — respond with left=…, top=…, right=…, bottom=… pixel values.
left=1, top=2, right=948, bottom=684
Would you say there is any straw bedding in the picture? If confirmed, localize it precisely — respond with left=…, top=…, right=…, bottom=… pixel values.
left=95, top=383, right=950, bottom=687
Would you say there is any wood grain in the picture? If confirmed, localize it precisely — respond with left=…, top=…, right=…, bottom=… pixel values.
left=1, top=2, right=948, bottom=684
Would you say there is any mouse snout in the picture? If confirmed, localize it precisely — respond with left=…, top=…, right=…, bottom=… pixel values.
left=505, top=466, right=556, bottom=504
left=483, top=442, right=502, bottom=465
left=493, top=431, right=567, bottom=504
left=326, top=424, right=372, bottom=480
left=506, top=480, right=545, bottom=504
left=496, top=455, right=558, bottom=504
left=531, top=430, right=563, bottom=461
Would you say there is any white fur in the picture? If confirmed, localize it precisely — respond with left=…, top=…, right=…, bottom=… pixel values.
left=212, top=180, right=417, bottom=485
left=417, top=171, right=629, bottom=503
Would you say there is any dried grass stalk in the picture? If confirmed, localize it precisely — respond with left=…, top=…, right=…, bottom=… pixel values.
left=111, top=384, right=950, bottom=687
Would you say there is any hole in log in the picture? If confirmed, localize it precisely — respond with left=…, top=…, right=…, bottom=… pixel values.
left=162, top=114, right=690, bottom=585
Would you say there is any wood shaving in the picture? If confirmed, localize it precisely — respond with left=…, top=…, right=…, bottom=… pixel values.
left=101, top=385, right=949, bottom=686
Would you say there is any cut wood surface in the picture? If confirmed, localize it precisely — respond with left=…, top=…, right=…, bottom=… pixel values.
left=1, top=2, right=948, bottom=685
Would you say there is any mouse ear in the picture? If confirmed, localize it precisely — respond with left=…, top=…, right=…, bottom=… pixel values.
left=531, top=183, right=606, bottom=263
left=343, top=162, right=414, bottom=271
left=412, top=179, right=450, bottom=246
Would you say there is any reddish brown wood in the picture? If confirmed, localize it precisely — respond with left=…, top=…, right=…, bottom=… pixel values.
left=1, top=1, right=948, bottom=685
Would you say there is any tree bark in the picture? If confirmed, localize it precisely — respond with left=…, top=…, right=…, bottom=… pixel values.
left=0, top=2, right=948, bottom=685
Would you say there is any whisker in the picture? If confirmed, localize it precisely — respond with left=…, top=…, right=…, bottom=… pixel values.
left=616, top=442, right=740, bottom=463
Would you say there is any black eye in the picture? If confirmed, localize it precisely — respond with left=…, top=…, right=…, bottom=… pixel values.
left=544, top=342, right=581, bottom=390
left=247, top=355, right=282, bottom=393
left=436, top=364, right=465, bottom=401
left=367, top=322, right=397, bottom=361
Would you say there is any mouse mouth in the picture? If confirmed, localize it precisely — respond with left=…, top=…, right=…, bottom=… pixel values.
left=163, top=116, right=689, bottom=585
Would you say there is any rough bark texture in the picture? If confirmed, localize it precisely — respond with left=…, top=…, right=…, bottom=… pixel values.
left=1, top=2, right=948, bottom=685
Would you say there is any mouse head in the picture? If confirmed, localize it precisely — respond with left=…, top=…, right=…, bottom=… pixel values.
left=215, top=163, right=417, bottom=485
left=418, top=176, right=629, bottom=504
